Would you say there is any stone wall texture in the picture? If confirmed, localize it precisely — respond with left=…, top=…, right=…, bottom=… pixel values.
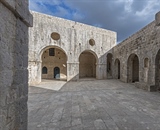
left=109, top=11, right=160, bottom=91
left=0, top=0, right=32, bottom=129
left=28, top=11, right=116, bottom=85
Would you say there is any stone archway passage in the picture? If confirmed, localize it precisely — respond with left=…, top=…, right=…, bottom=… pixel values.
left=127, top=54, right=139, bottom=83
left=79, top=51, right=96, bottom=78
left=115, top=59, right=120, bottom=79
left=41, top=47, right=67, bottom=80
left=155, top=50, right=160, bottom=91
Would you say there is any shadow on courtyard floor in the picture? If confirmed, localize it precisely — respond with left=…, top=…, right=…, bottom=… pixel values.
left=28, top=79, right=160, bottom=130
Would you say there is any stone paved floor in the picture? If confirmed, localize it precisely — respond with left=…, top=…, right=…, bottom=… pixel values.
left=28, top=79, right=160, bottom=130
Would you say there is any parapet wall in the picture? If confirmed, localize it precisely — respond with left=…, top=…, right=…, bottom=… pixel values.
left=0, top=0, right=32, bottom=129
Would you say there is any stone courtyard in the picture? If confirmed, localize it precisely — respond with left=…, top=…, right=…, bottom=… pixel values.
left=28, top=80, right=160, bottom=130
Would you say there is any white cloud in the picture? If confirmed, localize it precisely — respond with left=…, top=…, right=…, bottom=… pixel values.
left=135, top=0, right=160, bottom=18
left=116, top=0, right=134, bottom=12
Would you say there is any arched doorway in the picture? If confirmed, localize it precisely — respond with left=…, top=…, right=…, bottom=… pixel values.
left=155, top=49, right=160, bottom=91
left=41, top=46, right=67, bottom=80
left=79, top=51, right=97, bottom=78
left=54, top=67, right=60, bottom=79
left=107, top=53, right=113, bottom=78
left=127, top=54, right=139, bottom=83
left=115, top=59, right=120, bottom=79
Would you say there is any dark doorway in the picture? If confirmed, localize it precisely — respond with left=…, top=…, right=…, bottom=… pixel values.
left=127, top=54, right=139, bottom=83
left=115, top=59, right=120, bottom=79
left=107, top=53, right=113, bottom=78
left=54, top=67, right=60, bottom=79
left=132, top=55, right=139, bottom=82
left=155, top=49, right=160, bottom=91
left=118, top=62, right=120, bottom=79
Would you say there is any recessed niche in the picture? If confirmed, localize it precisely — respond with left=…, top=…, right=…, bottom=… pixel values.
left=89, top=39, right=95, bottom=46
left=51, top=32, right=60, bottom=40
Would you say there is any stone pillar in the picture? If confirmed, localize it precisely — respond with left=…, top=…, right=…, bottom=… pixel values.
left=96, top=63, right=107, bottom=79
left=67, top=62, right=79, bottom=81
left=37, top=61, right=42, bottom=83
left=28, top=61, right=41, bottom=85
left=0, top=0, right=32, bottom=130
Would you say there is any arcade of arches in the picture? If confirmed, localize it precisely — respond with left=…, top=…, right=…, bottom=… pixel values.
left=28, top=11, right=160, bottom=92
left=41, top=49, right=97, bottom=80
left=40, top=46, right=160, bottom=92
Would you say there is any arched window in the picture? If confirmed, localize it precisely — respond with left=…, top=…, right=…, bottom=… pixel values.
left=42, top=67, right=47, bottom=74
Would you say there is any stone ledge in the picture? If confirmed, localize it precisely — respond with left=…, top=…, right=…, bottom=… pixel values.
left=135, top=82, right=157, bottom=92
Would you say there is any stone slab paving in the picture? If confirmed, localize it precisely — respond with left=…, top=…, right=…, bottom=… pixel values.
left=28, top=79, right=160, bottom=130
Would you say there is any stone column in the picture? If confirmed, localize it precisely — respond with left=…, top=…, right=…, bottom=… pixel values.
left=67, top=62, right=79, bottom=81
left=37, top=61, right=42, bottom=83
left=28, top=61, right=42, bottom=85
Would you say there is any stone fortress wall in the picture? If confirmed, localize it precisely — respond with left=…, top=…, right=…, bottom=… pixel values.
left=28, top=11, right=160, bottom=92
left=1, top=0, right=160, bottom=129
left=0, top=0, right=32, bottom=129
left=28, top=11, right=117, bottom=85
left=0, top=1, right=160, bottom=129
left=109, top=11, right=160, bottom=91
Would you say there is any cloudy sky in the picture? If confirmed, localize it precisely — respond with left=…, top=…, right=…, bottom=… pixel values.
left=29, top=0, right=160, bottom=43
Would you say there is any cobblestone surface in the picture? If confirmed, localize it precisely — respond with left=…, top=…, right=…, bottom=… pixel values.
left=28, top=79, right=160, bottom=130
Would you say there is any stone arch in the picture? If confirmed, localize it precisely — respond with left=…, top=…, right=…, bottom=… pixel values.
left=39, top=45, right=68, bottom=62
left=155, top=49, right=160, bottom=91
left=144, top=58, right=149, bottom=83
left=114, top=58, right=120, bottom=79
left=107, top=53, right=113, bottom=78
left=127, top=54, right=139, bottom=83
left=79, top=50, right=98, bottom=78
left=40, top=45, right=68, bottom=81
